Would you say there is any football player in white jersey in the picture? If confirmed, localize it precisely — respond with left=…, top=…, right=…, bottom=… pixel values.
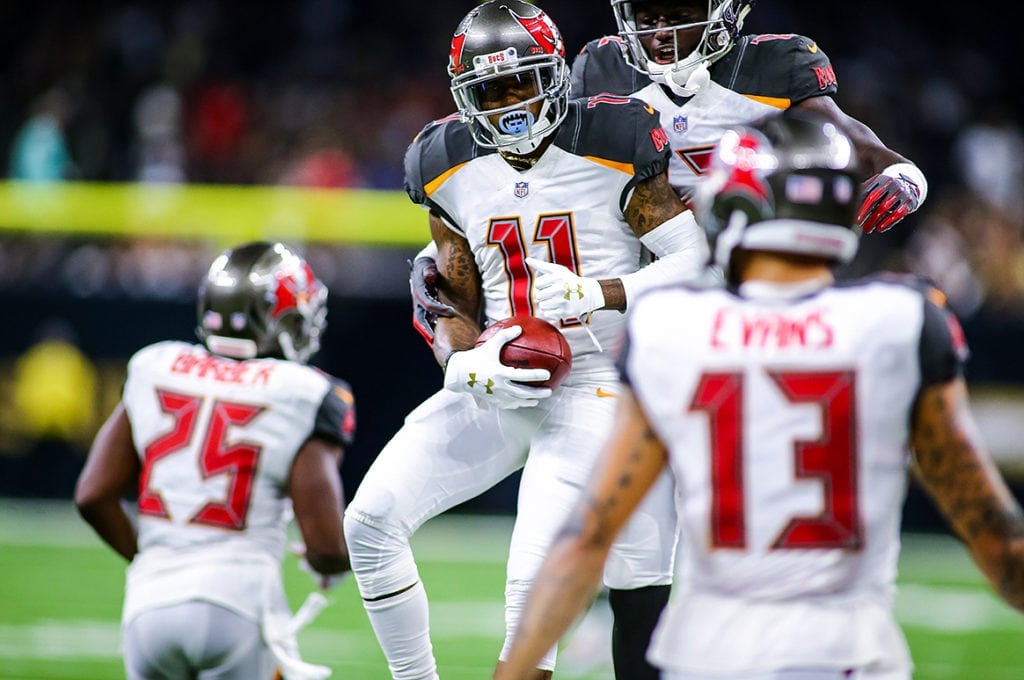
left=573, top=0, right=927, bottom=228
left=495, top=110, right=1024, bottom=680
left=407, top=3, right=926, bottom=676
left=411, top=0, right=929, bottom=337
left=75, top=241, right=356, bottom=680
left=342, top=2, right=709, bottom=678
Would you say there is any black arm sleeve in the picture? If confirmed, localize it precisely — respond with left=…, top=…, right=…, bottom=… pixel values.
left=311, top=377, right=356, bottom=447
left=919, top=294, right=969, bottom=387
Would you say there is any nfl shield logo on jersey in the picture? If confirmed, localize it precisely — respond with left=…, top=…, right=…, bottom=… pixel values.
left=673, top=115, right=688, bottom=133
left=514, top=181, right=529, bottom=198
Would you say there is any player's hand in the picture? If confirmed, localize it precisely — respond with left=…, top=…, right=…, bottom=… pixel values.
left=857, top=172, right=923, bottom=234
left=409, top=255, right=455, bottom=346
left=527, top=257, right=605, bottom=322
left=443, top=326, right=552, bottom=409
left=292, top=543, right=350, bottom=591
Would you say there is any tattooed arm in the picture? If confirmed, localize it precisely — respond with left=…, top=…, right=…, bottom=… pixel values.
left=494, top=387, right=668, bottom=679
left=586, top=170, right=691, bottom=311
left=624, top=168, right=688, bottom=240
left=428, top=211, right=485, bottom=369
left=525, top=170, right=704, bottom=322
left=910, top=378, right=1024, bottom=612
left=614, top=170, right=709, bottom=309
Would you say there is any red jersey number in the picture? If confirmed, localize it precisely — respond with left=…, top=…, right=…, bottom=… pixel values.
left=487, top=213, right=580, bottom=320
left=690, top=369, right=861, bottom=550
left=138, top=390, right=264, bottom=530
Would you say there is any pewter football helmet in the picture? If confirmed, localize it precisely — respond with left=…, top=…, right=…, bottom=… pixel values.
left=196, top=241, right=327, bottom=363
left=448, top=0, right=570, bottom=155
left=694, top=109, right=861, bottom=279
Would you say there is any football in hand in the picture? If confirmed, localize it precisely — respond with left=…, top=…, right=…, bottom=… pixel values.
left=475, top=316, right=572, bottom=389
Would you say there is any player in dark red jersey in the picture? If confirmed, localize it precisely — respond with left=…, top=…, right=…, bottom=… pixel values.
left=75, top=241, right=355, bottom=680
left=496, top=108, right=1024, bottom=680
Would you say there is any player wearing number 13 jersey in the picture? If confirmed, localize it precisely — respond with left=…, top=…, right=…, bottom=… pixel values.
left=497, top=111, right=1024, bottom=680
left=76, top=242, right=356, bottom=680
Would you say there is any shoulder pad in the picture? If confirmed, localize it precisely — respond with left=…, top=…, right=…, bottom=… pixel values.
left=403, top=115, right=486, bottom=205
left=312, top=374, right=356, bottom=447
left=570, top=36, right=650, bottom=98
left=713, top=33, right=837, bottom=103
left=554, top=97, right=669, bottom=183
left=128, top=340, right=186, bottom=374
left=875, top=272, right=952, bottom=307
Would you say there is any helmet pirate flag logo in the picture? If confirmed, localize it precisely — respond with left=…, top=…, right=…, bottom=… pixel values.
left=509, top=9, right=564, bottom=56
left=449, top=30, right=468, bottom=75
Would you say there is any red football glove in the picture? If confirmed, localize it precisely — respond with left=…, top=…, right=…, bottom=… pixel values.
left=856, top=170, right=923, bottom=234
left=409, top=255, right=455, bottom=346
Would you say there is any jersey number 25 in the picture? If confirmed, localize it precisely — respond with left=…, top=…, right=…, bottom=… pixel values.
left=138, top=390, right=264, bottom=530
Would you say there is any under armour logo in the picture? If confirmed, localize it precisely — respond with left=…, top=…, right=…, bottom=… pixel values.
left=562, top=284, right=585, bottom=300
left=467, top=373, right=495, bottom=394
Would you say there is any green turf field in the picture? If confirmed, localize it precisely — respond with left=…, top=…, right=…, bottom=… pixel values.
left=1, top=499, right=1022, bottom=679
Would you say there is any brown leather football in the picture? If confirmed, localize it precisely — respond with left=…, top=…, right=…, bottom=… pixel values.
left=474, top=316, right=572, bottom=389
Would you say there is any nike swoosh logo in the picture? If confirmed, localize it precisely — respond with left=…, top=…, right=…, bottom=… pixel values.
left=595, top=387, right=617, bottom=398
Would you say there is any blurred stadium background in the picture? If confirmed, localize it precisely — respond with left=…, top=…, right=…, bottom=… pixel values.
left=1, top=1, right=1023, bottom=678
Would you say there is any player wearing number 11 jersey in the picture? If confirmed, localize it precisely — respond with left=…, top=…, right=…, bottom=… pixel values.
left=342, top=2, right=710, bottom=678
left=75, top=241, right=356, bottom=680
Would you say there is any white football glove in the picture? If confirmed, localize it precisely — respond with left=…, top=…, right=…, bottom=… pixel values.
left=526, top=257, right=605, bottom=322
left=444, top=325, right=552, bottom=409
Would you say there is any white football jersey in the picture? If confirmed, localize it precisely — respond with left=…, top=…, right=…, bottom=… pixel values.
left=430, top=148, right=642, bottom=361
left=620, top=276, right=966, bottom=675
left=571, top=33, right=842, bottom=208
left=405, top=97, right=683, bottom=372
left=120, top=340, right=354, bottom=623
left=633, top=80, right=778, bottom=202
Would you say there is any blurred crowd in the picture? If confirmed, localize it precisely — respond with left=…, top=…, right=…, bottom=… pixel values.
left=0, top=0, right=1022, bottom=373
left=0, top=0, right=457, bottom=188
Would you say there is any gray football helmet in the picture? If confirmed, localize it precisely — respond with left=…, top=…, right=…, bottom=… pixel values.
left=693, top=109, right=861, bottom=280
left=196, top=241, right=327, bottom=364
left=612, top=0, right=755, bottom=88
left=448, top=0, right=570, bottom=155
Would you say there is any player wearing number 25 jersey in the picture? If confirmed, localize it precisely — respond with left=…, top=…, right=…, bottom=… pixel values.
left=497, top=111, right=1024, bottom=679
left=76, top=242, right=355, bottom=680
